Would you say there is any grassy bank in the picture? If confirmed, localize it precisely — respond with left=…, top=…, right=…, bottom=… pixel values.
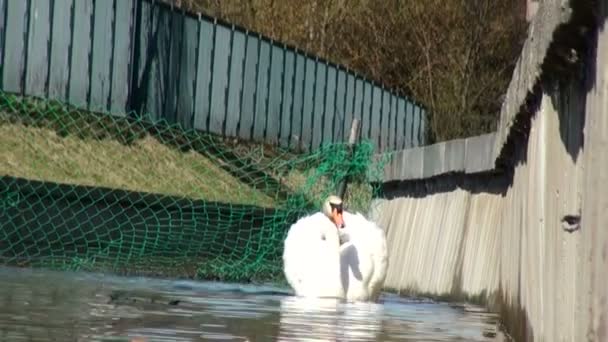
left=0, top=93, right=380, bottom=212
left=0, top=95, right=302, bottom=208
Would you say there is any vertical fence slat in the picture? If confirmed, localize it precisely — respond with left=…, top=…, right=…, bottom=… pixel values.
left=89, top=0, right=114, bottom=112
left=252, top=39, right=270, bottom=140
left=266, top=44, right=283, bottom=144
left=109, top=0, right=133, bottom=114
left=405, top=101, right=413, bottom=148
left=360, top=82, right=372, bottom=140
left=396, top=98, right=405, bottom=149
left=164, top=10, right=183, bottom=124
left=380, top=90, right=390, bottom=152
left=0, top=0, right=6, bottom=89
left=131, top=0, right=150, bottom=116
left=224, top=29, right=245, bottom=137
left=389, top=93, right=397, bottom=151
left=175, top=14, right=198, bottom=130
left=47, top=0, right=72, bottom=101
left=323, top=65, right=336, bottom=143
left=140, top=2, right=164, bottom=121
left=300, top=57, right=315, bottom=151
left=3, top=0, right=28, bottom=94
left=237, top=32, right=258, bottom=139
left=420, top=107, right=427, bottom=145
left=352, top=77, right=363, bottom=131
left=208, top=24, right=229, bottom=134
left=343, top=74, right=355, bottom=140
left=280, top=49, right=295, bottom=147
left=290, top=53, right=305, bottom=149
left=412, top=106, right=420, bottom=147
left=311, top=61, right=325, bottom=150
left=193, top=19, right=214, bottom=131
left=371, top=86, right=382, bottom=148
left=334, top=68, right=346, bottom=142
left=25, top=0, right=51, bottom=97
left=67, top=0, right=92, bottom=107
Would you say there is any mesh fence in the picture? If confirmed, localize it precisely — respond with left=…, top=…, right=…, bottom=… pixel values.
left=0, top=92, right=387, bottom=283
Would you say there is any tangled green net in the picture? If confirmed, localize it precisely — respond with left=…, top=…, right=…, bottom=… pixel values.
left=0, top=92, right=388, bottom=283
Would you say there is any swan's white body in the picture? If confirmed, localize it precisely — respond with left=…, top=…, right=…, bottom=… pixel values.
left=338, top=211, right=388, bottom=302
left=282, top=207, right=388, bottom=303
left=282, top=212, right=345, bottom=299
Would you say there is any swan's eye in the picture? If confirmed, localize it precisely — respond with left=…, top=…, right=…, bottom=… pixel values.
left=330, top=203, right=343, bottom=213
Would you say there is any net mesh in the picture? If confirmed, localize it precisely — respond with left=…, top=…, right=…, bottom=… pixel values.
left=0, top=92, right=387, bottom=283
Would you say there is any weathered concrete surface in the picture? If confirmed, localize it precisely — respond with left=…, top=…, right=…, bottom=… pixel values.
left=369, top=0, right=606, bottom=340
left=380, top=133, right=496, bottom=182
left=372, top=83, right=590, bottom=341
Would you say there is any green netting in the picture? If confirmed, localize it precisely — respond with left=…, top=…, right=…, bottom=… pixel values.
left=0, top=92, right=389, bottom=283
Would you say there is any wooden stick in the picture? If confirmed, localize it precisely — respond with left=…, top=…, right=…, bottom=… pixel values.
left=337, top=118, right=361, bottom=199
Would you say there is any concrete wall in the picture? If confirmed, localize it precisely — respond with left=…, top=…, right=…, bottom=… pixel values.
left=369, top=0, right=606, bottom=340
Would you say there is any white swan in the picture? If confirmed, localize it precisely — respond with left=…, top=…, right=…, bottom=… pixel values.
left=282, top=195, right=388, bottom=303
left=282, top=204, right=345, bottom=299
left=339, top=208, right=388, bottom=302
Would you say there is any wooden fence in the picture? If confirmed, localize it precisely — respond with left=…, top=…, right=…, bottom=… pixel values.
left=0, top=0, right=427, bottom=152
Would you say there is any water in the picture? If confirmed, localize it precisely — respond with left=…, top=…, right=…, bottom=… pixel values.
left=0, top=267, right=504, bottom=341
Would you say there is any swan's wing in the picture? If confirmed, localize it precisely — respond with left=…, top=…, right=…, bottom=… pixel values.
left=341, top=211, right=389, bottom=300
left=283, top=212, right=341, bottom=295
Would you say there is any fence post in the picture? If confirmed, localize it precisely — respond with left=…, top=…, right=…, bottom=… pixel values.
left=337, top=118, right=360, bottom=199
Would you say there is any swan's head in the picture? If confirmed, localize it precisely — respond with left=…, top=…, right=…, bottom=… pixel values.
left=323, top=195, right=345, bottom=229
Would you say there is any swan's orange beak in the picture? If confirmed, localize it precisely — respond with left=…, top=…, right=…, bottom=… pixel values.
left=332, top=209, right=345, bottom=229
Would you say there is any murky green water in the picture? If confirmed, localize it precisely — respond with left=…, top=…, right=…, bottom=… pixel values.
left=0, top=266, right=504, bottom=341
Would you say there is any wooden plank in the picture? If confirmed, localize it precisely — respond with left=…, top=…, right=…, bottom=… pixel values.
left=128, top=1, right=148, bottom=116
left=162, top=10, right=183, bottom=124
left=360, top=82, right=372, bottom=140
left=109, top=0, right=134, bottom=114
left=175, top=15, right=198, bottom=130
left=266, top=44, right=283, bottom=144
left=237, top=33, right=257, bottom=139
left=396, top=98, right=405, bottom=149
left=405, top=101, right=413, bottom=147
left=0, top=0, right=6, bottom=88
left=162, top=9, right=184, bottom=125
left=208, top=24, right=230, bottom=135
left=192, top=19, right=214, bottom=131
left=419, top=107, right=427, bottom=145
left=389, top=93, right=397, bottom=151
left=67, top=0, right=92, bottom=107
left=89, top=0, right=114, bottom=112
left=380, top=89, right=390, bottom=151
left=353, top=78, right=363, bottom=136
left=289, top=53, right=305, bottom=149
left=414, top=107, right=422, bottom=148
left=3, top=0, right=28, bottom=94
left=323, top=65, right=336, bottom=143
left=343, top=74, right=355, bottom=141
left=334, top=68, right=346, bottom=141
left=418, top=107, right=427, bottom=145
left=224, top=29, right=245, bottom=137
left=130, top=0, right=151, bottom=117
left=311, top=61, right=326, bottom=150
left=300, top=58, right=316, bottom=151
left=47, top=0, right=73, bottom=101
left=25, top=0, right=51, bottom=97
left=143, top=6, right=171, bottom=123
left=370, top=86, right=382, bottom=149
left=279, top=49, right=295, bottom=147
left=252, top=39, right=270, bottom=141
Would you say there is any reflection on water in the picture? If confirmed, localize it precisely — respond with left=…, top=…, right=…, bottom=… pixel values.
left=0, top=267, right=504, bottom=341
left=278, top=297, right=383, bottom=341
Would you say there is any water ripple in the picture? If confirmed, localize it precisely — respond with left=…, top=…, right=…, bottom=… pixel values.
left=0, top=266, right=503, bottom=341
